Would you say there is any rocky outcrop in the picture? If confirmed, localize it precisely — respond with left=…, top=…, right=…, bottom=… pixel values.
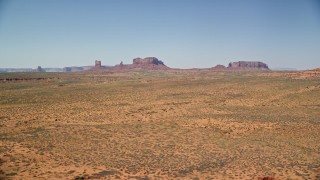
left=53, top=62, right=109, bottom=72
left=61, top=59, right=270, bottom=72
left=212, top=64, right=226, bottom=69
left=95, top=60, right=102, bottom=67
left=228, top=61, right=269, bottom=70
left=89, top=60, right=110, bottom=71
left=112, top=57, right=169, bottom=70
left=36, top=66, right=45, bottom=72
left=133, top=57, right=165, bottom=66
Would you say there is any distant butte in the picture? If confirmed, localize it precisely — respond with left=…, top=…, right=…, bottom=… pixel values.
left=227, top=61, right=269, bottom=70
left=111, top=57, right=169, bottom=71
left=88, top=60, right=109, bottom=71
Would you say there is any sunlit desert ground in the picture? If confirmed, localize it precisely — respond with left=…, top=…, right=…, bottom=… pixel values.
left=0, top=70, right=319, bottom=179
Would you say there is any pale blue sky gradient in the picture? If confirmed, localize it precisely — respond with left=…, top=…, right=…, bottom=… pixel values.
left=0, top=0, right=319, bottom=69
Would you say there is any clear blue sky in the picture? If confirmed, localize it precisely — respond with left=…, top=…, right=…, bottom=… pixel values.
left=0, top=0, right=319, bottom=69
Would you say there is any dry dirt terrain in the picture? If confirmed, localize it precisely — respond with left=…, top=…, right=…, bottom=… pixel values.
left=0, top=70, right=319, bottom=179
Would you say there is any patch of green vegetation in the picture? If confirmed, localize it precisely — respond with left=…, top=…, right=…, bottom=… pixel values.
left=6, top=172, right=17, bottom=176
left=74, top=175, right=85, bottom=180
left=68, top=170, right=75, bottom=174
left=93, top=170, right=119, bottom=176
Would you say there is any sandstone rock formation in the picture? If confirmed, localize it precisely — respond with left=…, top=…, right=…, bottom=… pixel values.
left=228, top=61, right=269, bottom=70
left=212, top=64, right=226, bottom=69
left=63, top=58, right=270, bottom=72
left=133, top=57, right=165, bottom=66
left=89, top=60, right=110, bottom=71
left=112, top=57, right=169, bottom=71
left=36, top=66, right=45, bottom=72
left=95, top=60, right=102, bottom=67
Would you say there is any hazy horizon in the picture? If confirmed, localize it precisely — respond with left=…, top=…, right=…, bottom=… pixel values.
left=0, top=0, right=320, bottom=70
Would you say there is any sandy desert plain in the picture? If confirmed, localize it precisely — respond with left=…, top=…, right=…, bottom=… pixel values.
left=0, top=69, right=320, bottom=179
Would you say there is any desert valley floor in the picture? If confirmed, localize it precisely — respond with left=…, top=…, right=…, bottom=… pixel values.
left=0, top=70, right=320, bottom=179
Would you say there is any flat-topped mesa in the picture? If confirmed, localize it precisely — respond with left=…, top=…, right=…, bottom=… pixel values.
left=129, top=57, right=169, bottom=70
left=228, top=61, right=269, bottom=70
left=111, top=57, right=169, bottom=71
left=133, top=57, right=165, bottom=66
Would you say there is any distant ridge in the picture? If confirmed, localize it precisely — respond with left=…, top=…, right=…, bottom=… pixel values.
left=1, top=58, right=273, bottom=72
